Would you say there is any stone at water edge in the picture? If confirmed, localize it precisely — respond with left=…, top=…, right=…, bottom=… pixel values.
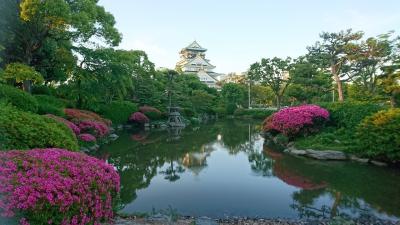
left=288, top=149, right=307, bottom=155
left=305, top=149, right=347, bottom=160
left=350, top=155, right=369, bottom=163
left=195, top=217, right=219, bottom=225
left=109, top=133, right=119, bottom=141
left=370, top=160, right=388, bottom=167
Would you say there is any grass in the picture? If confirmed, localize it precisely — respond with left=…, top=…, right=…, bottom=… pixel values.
left=294, top=126, right=360, bottom=152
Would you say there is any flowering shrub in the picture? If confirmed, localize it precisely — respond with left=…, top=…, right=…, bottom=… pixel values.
left=46, top=114, right=80, bottom=135
left=78, top=120, right=110, bottom=137
left=0, top=148, right=120, bottom=225
left=65, top=108, right=111, bottom=126
left=139, top=105, right=162, bottom=120
left=79, top=133, right=96, bottom=142
left=263, top=105, right=329, bottom=138
left=129, top=112, right=150, bottom=123
left=0, top=106, right=78, bottom=151
left=356, top=108, right=400, bottom=161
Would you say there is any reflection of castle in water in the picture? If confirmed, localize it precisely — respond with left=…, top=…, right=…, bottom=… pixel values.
left=181, top=144, right=214, bottom=175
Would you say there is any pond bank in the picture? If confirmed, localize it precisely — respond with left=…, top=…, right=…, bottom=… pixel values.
left=111, top=216, right=400, bottom=225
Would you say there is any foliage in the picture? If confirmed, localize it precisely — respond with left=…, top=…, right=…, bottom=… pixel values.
left=286, top=59, right=332, bottom=103
left=129, top=112, right=150, bottom=124
left=0, top=83, right=38, bottom=112
left=0, top=106, right=78, bottom=151
left=79, top=133, right=96, bottom=142
left=221, top=83, right=246, bottom=114
left=318, top=101, right=386, bottom=129
left=234, top=108, right=277, bottom=119
left=190, top=90, right=215, bottom=114
left=139, top=105, right=162, bottom=120
left=1, top=63, right=44, bottom=85
left=249, top=57, right=292, bottom=109
left=64, top=108, right=111, bottom=126
left=263, top=105, right=329, bottom=138
left=356, top=108, right=400, bottom=161
left=34, top=94, right=67, bottom=116
left=0, top=148, right=120, bottom=224
left=307, top=29, right=364, bottom=102
left=100, top=101, right=138, bottom=124
left=46, top=114, right=80, bottom=136
left=78, top=120, right=110, bottom=138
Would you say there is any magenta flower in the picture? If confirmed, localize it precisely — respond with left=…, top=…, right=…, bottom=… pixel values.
left=79, top=133, right=96, bottom=142
left=129, top=112, right=150, bottom=123
left=78, top=120, right=110, bottom=137
left=263, top=104, right=329, bottom=137
left=0, top=148, right=120, bottom=225
left=46, top=114, right=80, bottom=135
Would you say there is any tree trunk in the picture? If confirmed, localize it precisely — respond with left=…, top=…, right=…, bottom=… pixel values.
left=331, top=64, right=344, bottom=102
left=22, top=80, right=32, bottom=93
left=276, top=95, right=281, bottom=110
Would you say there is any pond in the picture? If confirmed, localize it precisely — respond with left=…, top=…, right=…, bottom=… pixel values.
left=98, top=120, right=400, bottom=221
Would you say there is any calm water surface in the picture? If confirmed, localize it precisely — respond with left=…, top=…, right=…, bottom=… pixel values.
left=98, top=120, right=400, bottom=220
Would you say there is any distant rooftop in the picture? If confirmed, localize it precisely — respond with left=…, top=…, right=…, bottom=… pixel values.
left=183, top=41, right=207, bottom=52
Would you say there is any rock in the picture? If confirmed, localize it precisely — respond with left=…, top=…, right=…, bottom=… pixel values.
left=117, top=125, right=123, bottom=130
left=370, top=160, right=388, bottom=167
left=123, top=124, right=132, bottom=129
left=89, top=144, right=100, bottom=151
left=286, top=148, right=307, bottom=155
left=109, top=127, right=116, bottom=133
left=287, top=142, right=295, bottom=148
left=305, top=149, right=347, bottom=160
left=80, top=147, right=90, bottom=153
left=350, top=155, right=369, bottom=163
left=195, top=217, right=218, bottom=225
left=147, top=213, right=170, bottom=222
left=109, top=133, right=119, bottom=141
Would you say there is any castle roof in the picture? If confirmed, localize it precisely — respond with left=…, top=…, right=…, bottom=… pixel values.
left=183, top=41, right=207, bottom=52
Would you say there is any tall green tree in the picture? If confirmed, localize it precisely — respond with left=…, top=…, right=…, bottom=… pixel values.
left=248, top=57, right=292, bottom=109
left=286, top=58, right=332, bottom=103
left=307, top=29, right=363, bottom=102
left=221, top=83, right=246, bottom=114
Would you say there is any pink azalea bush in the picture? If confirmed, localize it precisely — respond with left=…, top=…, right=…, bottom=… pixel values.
left=64, top=108, right=112, bottom=126
left=129, top=112, right=149, bottom=123
left=79, top=133, right=96, bottom=142
left=78, top=120, right=110, bottom=137
left=263, top=104, right=329, bottom=137
left=0, top=148, right=120, bottom=225
left=46, top=114, right=80, bottom=135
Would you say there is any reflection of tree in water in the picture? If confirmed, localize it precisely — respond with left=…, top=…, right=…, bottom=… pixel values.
left=159, top=160, right=185, bottom=182
left=248, top=150, right=274, bottom=177
left=262, top=147, right=400, bottom=219
left=218, top=120, right=261, bottom=154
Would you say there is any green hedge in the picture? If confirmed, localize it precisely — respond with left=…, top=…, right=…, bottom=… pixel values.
left=0, top=83, right=38, bottom=112
left=0, top=105, right=78, bottom=151
left=34, top=94, right=67, bottom=116
left=318, top=101, right=386, bottom=129
left=356, top=108, right=400, bottom=161
left=234, top=108, right=277, bottom=119
left=99, top=101, right=138, bottom=124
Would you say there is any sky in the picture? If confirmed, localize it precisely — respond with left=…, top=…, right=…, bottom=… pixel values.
left=98, top=0, right=400, bottom=74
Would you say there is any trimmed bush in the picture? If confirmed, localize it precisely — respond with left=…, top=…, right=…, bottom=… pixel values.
left=356, top=108, right=400, bottom=161
left=0, top=106, right=78, bottom=151
left=263, top=104, right=329, bottom=138
left=318, top=101, right=385, bottom=129
left=65, top=108, right=112, bottom=126
left=78, top=120, right=110, bottom=137
left=139, top=105, right=162, bottom=120
left=100, top=101, right=138, bottom=124
left=234, top=108, right=277, bottom=119
left=0, top=148, right=120, bottom=224
left=46, top=114, right=80, bottom=135
left=129, top=112, right=149, bottom=123
left=0, top=83, right=38, bottom=112
left=35, top=94, right=68, bottom=116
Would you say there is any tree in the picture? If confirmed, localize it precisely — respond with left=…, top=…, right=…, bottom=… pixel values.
left=191, top=90, right=215, bottom=114
left=347, top=34, right=394, bottom=100
left=248, top=57, right=292, bottom=109
left=1, top=63, right=43, bottom=92
left=221, top=83, right=246, bottom=114
left=307, top=29, right=363, bottom=102
left=286, top=58, right=332, bottom=103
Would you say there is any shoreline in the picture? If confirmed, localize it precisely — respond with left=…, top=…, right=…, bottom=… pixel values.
left=112, top=215, right=400, bottom=225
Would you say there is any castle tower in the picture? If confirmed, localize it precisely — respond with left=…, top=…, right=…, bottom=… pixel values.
left=176, top=41, right=221, bottom=88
